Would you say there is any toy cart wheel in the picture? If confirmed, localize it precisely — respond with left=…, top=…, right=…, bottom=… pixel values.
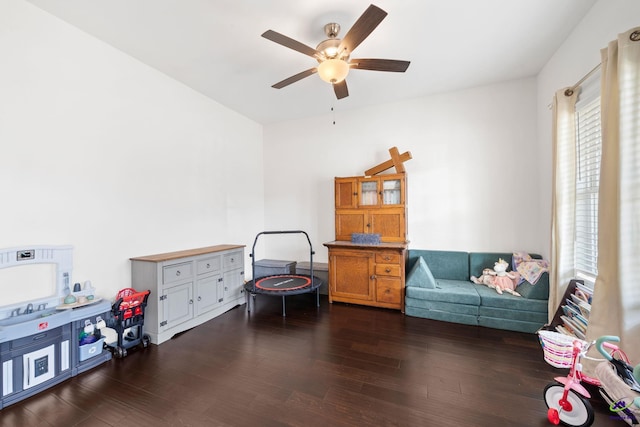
left=115, top=346, right=127, bottom=359
left=142, top=334, right=151, bottom=348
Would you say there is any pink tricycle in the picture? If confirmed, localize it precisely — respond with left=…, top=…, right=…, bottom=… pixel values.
left=538, top=330, right=634, bottom=427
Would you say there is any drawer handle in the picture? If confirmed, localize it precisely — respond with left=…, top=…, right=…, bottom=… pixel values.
left=385, top=268, right=391, bottom=273
left=218, top=278, right=223, bottom=282
left=230, top=258, right=234, bottom=262
left=176, top=270, right=181, bottom=276
left=384, top=256, right=391, bottom=261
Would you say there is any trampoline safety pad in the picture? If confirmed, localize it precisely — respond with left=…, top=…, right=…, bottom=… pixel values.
left=255, top=275, right=311, bottom=292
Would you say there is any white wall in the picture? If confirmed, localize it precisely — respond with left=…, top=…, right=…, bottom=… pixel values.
left=263, top=0, right=640, bottom=266
left=0, top=0, right=264, bottom=301
left=264, top=77, right=542, bottom=262
left=535, top=0, right=640, bottom=256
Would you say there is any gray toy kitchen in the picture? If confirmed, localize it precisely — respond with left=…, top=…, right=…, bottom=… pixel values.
left=0, top=245, right=112, bottom=409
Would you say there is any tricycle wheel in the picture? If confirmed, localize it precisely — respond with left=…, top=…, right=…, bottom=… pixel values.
left=544, top=382, right=594, bottom=427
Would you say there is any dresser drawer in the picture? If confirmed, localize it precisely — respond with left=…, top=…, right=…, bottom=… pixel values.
left=224, top=251, right=243, bottom=269
left=375, top=264, right=401, bottom=277
left=197, top=256, right=221, bottom=275
left=163, top=262, right=193, bottom=284
left=376, top=278, right=402, bottom=304
left=375, top=253, right=401, bottom=264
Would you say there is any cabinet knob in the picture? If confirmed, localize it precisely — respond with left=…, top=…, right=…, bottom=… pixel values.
left=218, top=277, right=223, bottom=282
left=176, top=270, right=181, bottom=276
left=189, top=299, right=193, bottom=304
left=353, top=192, right=358, bottom=196
left=385, top=268, right=391, bottom=273
left=384, top=256, right=391, bottom=261
left=206, top=263, right=210, bottom=269
left=366, top=223, right=371, bottom=228
left=197, top=296, right=202, bottom=301
left=370, top=275, right=376, bottom=280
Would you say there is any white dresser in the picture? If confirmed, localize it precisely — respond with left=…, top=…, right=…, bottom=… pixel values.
left=130, top=245, right=245, bottom=344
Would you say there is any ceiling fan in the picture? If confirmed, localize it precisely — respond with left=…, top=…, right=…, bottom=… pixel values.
left=262, top=4, right=410, bottom=100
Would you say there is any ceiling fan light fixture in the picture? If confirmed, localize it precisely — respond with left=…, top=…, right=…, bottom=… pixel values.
left=316, top=38, right=342, bottom=59
left=317, top=59, right=350, bottom=84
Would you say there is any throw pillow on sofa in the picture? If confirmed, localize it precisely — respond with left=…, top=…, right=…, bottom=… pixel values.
left=406, top=256, right=437, bottom=288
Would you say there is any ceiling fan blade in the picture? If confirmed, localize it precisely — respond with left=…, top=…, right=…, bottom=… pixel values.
left=272, top=68, right=317, bottom=89
left=350, top=58, right=410, bottom=72
left=338, top=5, right=387, bottom=55
left=333, top=80, right=349, bottom=99
left=262, top=30, right=320, bottom=58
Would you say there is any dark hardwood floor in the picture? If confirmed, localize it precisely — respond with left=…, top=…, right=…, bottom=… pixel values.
left=0, top=295, right=625, bottom=426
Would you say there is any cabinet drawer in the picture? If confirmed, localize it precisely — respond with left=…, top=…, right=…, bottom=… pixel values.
left=224, top=251, right=242, bottom=269
left=375, top=253, right=401, bottom=264
left=376, top=279, right=402, bottom=304
left=375, top=264, right=401, bottom=277
left=163, top=262, right=193, bottom=284
left=197, top=256, right=221, bottom=275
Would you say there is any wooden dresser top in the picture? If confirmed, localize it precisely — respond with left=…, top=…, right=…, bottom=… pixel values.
left=130, top=244, right=245, bottom=262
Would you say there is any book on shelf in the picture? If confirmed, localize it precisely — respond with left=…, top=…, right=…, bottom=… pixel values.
left=554, top=279, right=593, bottom=340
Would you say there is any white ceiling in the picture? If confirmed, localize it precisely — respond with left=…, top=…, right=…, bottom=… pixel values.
left=26, top=0, right=597, bottom=125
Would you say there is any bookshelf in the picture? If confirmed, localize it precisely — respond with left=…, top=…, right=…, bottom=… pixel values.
left=546, top=279, right=593, bottom=339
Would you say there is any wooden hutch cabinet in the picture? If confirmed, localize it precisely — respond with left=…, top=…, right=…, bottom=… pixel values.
left=326, top=171, right=408, bottom=311
left=334, top=174, right=406, bottom=243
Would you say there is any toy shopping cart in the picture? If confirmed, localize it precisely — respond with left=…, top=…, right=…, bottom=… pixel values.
left=106, top=288, right=151, bottom=358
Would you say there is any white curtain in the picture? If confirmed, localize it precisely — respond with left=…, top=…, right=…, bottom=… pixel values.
left=550, top=88, right=579, bottom=320
left=586, top=27, right=640, bottom=365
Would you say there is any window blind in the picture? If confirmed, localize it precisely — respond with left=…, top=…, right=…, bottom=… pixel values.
left=574, top=96, right=601, bottom=282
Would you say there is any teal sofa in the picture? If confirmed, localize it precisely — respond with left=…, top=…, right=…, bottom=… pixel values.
left=404, top=250, right=549, bottom=333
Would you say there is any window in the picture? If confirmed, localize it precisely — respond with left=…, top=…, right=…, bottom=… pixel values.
left=574, top=94, right=601, bottom=284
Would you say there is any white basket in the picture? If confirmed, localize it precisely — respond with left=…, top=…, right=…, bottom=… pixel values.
left=538, top=330, right=587, bottom=368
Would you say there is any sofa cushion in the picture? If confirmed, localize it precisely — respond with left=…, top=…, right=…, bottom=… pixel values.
left=406, top=256, right=436, bottom=288
left=405, top=305, right=479, bottom=326
left=474, top=284, right=548, bottom=312
left=478, top=305, right=548, bottom=324
left=404, top=297, right=479, bottom=316
left=515, top=275, right=550, bottom=300
left=478, top=316, right=542, bottom=333
left=406, top=279, right=481, bottom=305
left=407, top=250, right=469, bottom=281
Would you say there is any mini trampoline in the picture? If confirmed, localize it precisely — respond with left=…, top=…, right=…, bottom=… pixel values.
left=244, top=230, right=323, bottom=316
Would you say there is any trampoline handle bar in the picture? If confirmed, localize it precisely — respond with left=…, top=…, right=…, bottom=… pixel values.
left=250, top=230, right=315, bottom=290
